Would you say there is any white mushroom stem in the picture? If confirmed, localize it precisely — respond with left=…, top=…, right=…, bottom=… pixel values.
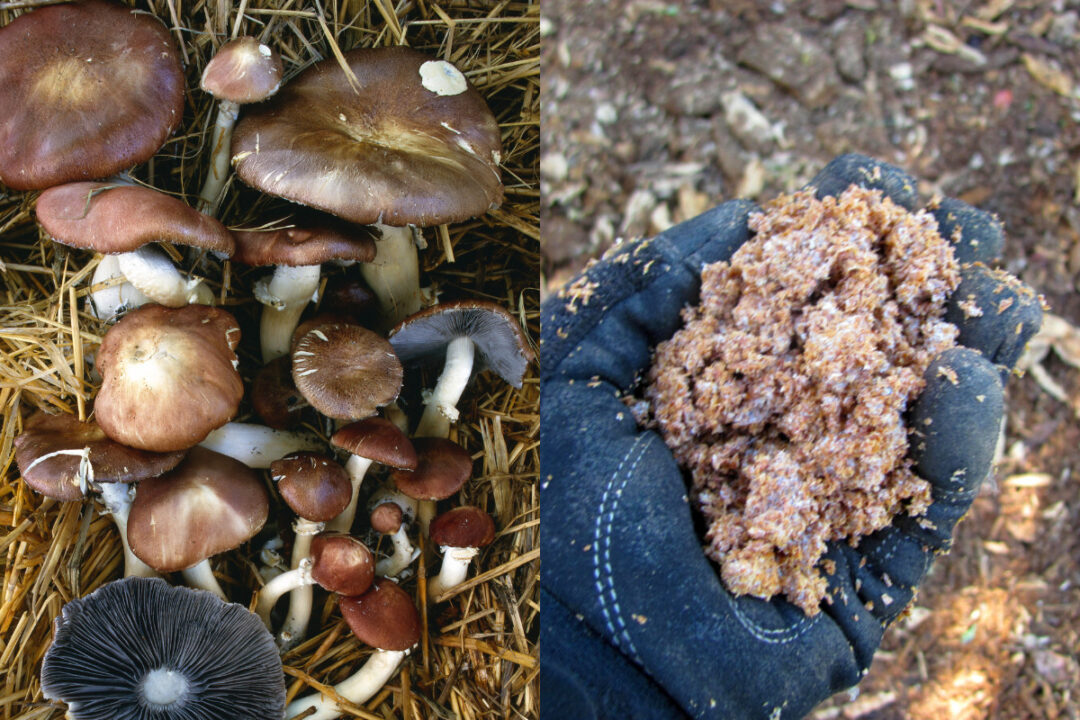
left=359, top=224, right=422, bottom=329
left=198, top=422, right=324, bottom=468
left=87, top=254, right=154, bottom=322
left=284, top=649, right=409, bottom=720
left=279, top=518, right=324, bottom=649
left=255, top=263, right=323, bottom=362
left=255, top=557, right=314, bottom=628
left=196, top=99, right=240, bottom=216
left=414, top=336, right=476, bottom=439
left=116, top=245, right=214, bottom=307
left=325, top=455, right=373, bottom=534
left=181, top=560, right=227, bottom=600
left=96, top=482, right=159, bottom=579
left=375, top=526, right=420, bottom=579
left=427, top=545, right=479, bottom=601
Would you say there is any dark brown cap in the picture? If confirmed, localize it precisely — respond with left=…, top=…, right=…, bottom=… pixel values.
left=273, top=453, right=351, bottom=522
left=231, top=46, right=502, bottom=226
left=389, top=300, right=532, bottom=388
left=429, top=506, right=495, bottom=548
left=338, top=578, right=421, bottom=651
left=232, top=221, right=375, bottom=267
left=94, top=304, right=244, bottom=452
left=292, top=323, right=403, bottom=420
left=14, top=410, right=185, bottom=501
left=309, top=532, right=375, bottom=596
left=390, top=437, right=472, bottom=501
left=330, top=417, right=417, bottom=470
left=251, top=356, right=306, bottom=429
left=128, top=447, right=268, bottom=572
left=0, top=0, right=184, bottom=190
left=201, top=37, right=283, bottom=104
left=370, top=502, right=404, bottom=535
left=36, top=182, right=235, bottom=256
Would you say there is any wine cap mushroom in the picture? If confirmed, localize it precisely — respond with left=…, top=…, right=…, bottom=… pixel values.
left=15, top=411, right=184, bottom=501
left=273, top=453, right=352, bottom=523
left=292, top=322, right=403, bottom=420
left=331, top=417, right=418, bottom=471
left=370, top=502, right=404, bottom=535
left=231, top=46, right=502, bottom=226
left=429, top=506, right=495, bottom=549
left=309, top=532, right=376, bottom=596
left=251, top=356, right=307, bottom=429
left=201, top=37, right=283, bottom=104
left=390, top=437, right=472, bottom=502
left=94, top=304, right=244, bottom=452
left=0, top=0, right=185, bottom=190
left=232, top=221, right=376, bottom=268
left=127, top=447, right=269, bottom=573
left=41, top=577, right=285, bottom=720
left=338, top=578, right=421, bottom=651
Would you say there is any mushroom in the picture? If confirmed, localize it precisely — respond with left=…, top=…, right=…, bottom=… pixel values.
left=390, top=437, right=473, bottom=538
left=389, top=300, right=532, bottom=438
left=232, top=220, right=376, bottom=362
left=94, top=304, right=244, bottom=452
left=231, top=46, right=503, bottom=327
left=127, top=447, right=269, bottom=599
left=284, top=578, right=421, bottom=720
left=0, top=0, right=184, bottom=190
left=369, top=498, right=420, bottom=579
left=197, top=36, right=283, bottom=215
left=427, top=506, right=495, bottom=600
left=272, top=453, right=353, bottom=647
left=41, top=577, right=285, bottom=720
left=251, top=356, right=308, bottom=429
left=197, top=421, right=324, bottom=468
left=327, top=417, right=418, bottom=534
left=14, top=410, right=184, bottom=578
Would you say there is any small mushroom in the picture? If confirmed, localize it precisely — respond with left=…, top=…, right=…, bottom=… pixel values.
left=369, top=499, right=419, bottom=578
left=427, top=506, right=495, bottom=600
left=390, top=437, right=473, bottom=538
left=327, top=416, right=417, bottom=533
left=41, top=577, right=285, bottom=720
left=251, top=356, right=308, bottom=429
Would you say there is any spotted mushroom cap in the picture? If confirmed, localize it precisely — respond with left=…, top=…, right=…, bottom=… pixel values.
left=292, top=322, right=403, bottom=420
left=127, top=447, right=269, bottom=573
left=430, top=506, right=495, bottom=549
left=338, top=578, right=421, bottom=651
left=0, top=0, right=184, bottom=190
left=36, top=181, right=236, bottom=256
left=41, top=577, right=285, bottom=720
left=94, top=304, right=243, bottom=452
left=14, top=411, right=185, bottom=502
left=309, top=532, right=375, bottom=596
left=201, top=36, right=283, bottom=104
left=231, top=46, right=502, bottom=226
left=390, top=437, right=472, bottom=502
left=232, top=220, right=376, bottom=267
left=273, top=453, right=352, bottom=523
left=330, top=417, right=417, bottom=470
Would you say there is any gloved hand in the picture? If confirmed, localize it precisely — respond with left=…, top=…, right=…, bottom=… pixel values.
left=539, top=154, right=1042, bottom=719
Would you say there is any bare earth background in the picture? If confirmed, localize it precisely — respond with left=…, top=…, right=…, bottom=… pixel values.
left=542, top=1, right=1080, bottom=717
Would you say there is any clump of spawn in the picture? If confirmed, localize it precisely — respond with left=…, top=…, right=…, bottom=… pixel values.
left=645, top=186, right=961, bottom=615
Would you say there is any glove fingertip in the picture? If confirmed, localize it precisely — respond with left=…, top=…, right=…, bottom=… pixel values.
left=931, top=197, right=1004, bottom=264
left=810, top=154, right=919, bottom=210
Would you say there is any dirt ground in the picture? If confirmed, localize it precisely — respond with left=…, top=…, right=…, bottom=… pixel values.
left=542, top=1, right=1080, bottom=717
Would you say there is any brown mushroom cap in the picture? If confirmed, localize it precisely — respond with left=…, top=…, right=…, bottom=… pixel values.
left=273, top=453, right=352, bottom=522
left=251, top=356, right=306, bottom=429
left=127, top=447, right=268, bottom=573
left=292, top=323, right=403, bottom=420
left=338, top=578, right=421, bottom=651
left=330, top=417, right=417, bottom=470
left=36, top=182, right=235, bottom=256
left=309, top=532, right=375, bottom=596
left=390, top=437, right=472, bottom=501
left=231, top=46, right=502, bottom=226
left=14, top=411, right=185, bottom=501
left=370, top=502, right=404, bottom=535
left=0, top=0, right=184, bottom=190
left=95, top=304, right=244, bottom=452
left=389, top=300, right=532, bottom=388
left=232, top=221, right=375, bottom=267
left=429, top=506, right=495, bottom=548
left=201, top=37, right=283, bottom=104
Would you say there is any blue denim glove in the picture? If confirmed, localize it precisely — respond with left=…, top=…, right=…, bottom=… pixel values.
left=539, top=155, right=1042, bottom=719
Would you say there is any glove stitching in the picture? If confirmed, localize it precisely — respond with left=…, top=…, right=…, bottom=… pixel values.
left=724, top=590, right=817, bottom=643
left=593, top=433, right=652, bottom=665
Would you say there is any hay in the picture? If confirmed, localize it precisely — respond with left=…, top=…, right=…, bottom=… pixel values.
left=0, top=1, right=539, bottom=718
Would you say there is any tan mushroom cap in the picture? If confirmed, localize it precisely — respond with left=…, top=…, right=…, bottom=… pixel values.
left=95, top=304, right=244, bottom=452
left=127, top=447, right=269, bottom=573
left=0, top=0, right=184, bottom=190
left=14, top=411, right=185, bottom=501
left=201, top=37, right=283, bottom=104
left=338, top=578, right=421, bottom=651
left=330, top=417, right=417, bottom=470
left=370, top=502, right=404, bottom=535
left=36, top=182, right=235, bottom=256
left=292, top=323, right=403, bottom=420
left=232, top=221, right=375, bottom=267
left=390, top=437, right=472, bottom=502
left=430, top=506, right=495, bottom=548
left=231, top=46, right=502, bottom=226
left=273, top=453, right=352, bottom=522
left=309, top=532, right=375, bottom=596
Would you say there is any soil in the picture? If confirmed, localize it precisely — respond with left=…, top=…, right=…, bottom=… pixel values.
left=542, top=1, right=1080, bottom=717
